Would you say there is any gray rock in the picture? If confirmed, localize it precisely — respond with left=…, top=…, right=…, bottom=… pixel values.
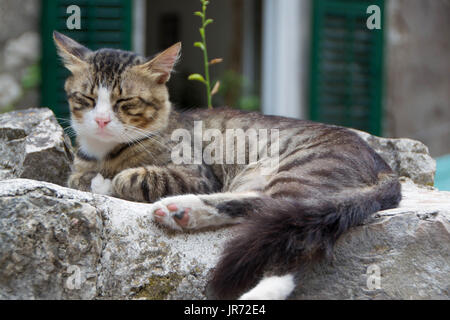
left=0, top=108, right=73, bottom=186
left=293, top=178, right=450, bottom=300
left=0, top=179, right=232, bottom=300
left=354, top=129, right=436, bottom=186
left=0, top=181, right=102, bottom=299
left=0, top=178, right=448, bottom=300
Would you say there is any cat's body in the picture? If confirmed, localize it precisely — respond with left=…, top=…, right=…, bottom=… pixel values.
left=54, top=31, right=401, bottom=299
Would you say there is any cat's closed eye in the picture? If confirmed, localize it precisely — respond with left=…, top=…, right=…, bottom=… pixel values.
left=115, top=98, right=145, bottom=116
left=68, top=92, right=95, bottom=110
left=121, top=104, right=143, bottom=115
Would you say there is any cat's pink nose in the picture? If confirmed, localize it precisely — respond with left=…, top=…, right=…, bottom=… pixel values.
left=95, top=117, right=111, bottom=129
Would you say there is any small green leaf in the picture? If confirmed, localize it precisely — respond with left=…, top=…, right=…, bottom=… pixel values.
left=194, top=11, right=203, bottom=17
left=194, top=42, right=205, bottom=51
left=199, top=28, right=205, bottom=38
left=188, top=73, right=206, bottom=83
left=204, top=19, right=213, bottom=27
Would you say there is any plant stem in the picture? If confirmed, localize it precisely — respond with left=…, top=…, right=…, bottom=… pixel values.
left=201, top=4, right=212, bottom=108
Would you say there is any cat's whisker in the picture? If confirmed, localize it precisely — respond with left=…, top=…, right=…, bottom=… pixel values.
left=130, top=127, right=169, bottom=146
left=61, top=125, right=77, bottom=138
left=122, top=125, right=172, bottom=152
left=63, top=131, right=77, bottom=138
left=56, top=120, right=73, bottom=126
left=118, top=130, right=158, bottom=162
left=54, top=116, right=72, bottom=122
left=139, top=134, right=170, bottom=151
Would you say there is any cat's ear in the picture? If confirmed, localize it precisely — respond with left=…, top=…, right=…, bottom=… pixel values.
left=53, top=31, right=91, bottom=73
left=138, top=42, right=181, bottom=84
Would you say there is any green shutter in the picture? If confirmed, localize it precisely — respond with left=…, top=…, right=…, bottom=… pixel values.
left=309, top=0, right=385, bottom=135
left=41, top=0, right=132, bottom=123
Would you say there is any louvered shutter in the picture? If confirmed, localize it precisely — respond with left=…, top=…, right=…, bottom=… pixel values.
left=309, top=0, right=385, bottom=135
left=41, top=0, right=132, bottom=123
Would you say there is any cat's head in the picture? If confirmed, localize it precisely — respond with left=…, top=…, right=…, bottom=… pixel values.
left=53, top=31, right=180, bottom=146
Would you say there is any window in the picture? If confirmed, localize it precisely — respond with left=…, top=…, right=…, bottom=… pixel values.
left=310, top=0, right=385, bottom=135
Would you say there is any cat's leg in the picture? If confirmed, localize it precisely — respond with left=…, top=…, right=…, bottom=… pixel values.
left=68, top=154, right=105, bottom=193
left=239, top=274, right=296, bottom=300
left=68, top=171, right=99, bottom=192
left=68, top=171, right=113, bottom=195
left=150, top=191, right=261, bottom=231
left=111, top=164, right=220, bottom=202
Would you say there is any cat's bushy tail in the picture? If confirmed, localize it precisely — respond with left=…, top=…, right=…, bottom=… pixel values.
left=210, top=173, right=401, bottom=299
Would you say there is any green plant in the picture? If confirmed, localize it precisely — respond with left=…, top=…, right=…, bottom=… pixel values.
left=188, top=0, right=221, bottom=108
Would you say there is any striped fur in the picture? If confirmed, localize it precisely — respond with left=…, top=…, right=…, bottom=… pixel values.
left=55, top=32, right=401, bottom=299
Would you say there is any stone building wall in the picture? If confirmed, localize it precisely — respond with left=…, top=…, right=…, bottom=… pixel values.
left=0, top=0, right=41, bottom=113
left=384, top=0, right=450, bottom=157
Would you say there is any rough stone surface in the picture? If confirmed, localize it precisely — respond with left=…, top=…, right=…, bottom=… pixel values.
left=0, top=178, right=448, bottom=300
left=293, top=178, right=450, bottom=300
left=0, top=179, right=232, bottom=300
left=354, top=129, right=436, bottom=186
left=0, top=182, right=102, bottom=299
left=0, top=108, right=73, bottom=186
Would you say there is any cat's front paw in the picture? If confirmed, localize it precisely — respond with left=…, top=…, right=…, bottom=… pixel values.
left=91, top=173, right=113, bottom=196
left=150, top=195, right=211, bottom=231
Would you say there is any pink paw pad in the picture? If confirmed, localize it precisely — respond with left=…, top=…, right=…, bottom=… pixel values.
left=167, top=204, right=191, bottom=227
left=154, top=209, right=166, bottom=217
left=153, top=203, right=191, bottom=228
left=167, top=204, right=178, bottom=211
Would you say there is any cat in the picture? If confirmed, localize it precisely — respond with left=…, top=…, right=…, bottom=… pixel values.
left=54, top=31, right=401, bottom=300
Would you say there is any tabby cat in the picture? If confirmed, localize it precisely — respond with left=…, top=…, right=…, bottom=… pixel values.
left=54, top=31, right=401, bottom=299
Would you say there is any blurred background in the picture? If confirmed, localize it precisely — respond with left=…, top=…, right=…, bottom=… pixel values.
left=0, top=0, right=448, bottom=189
